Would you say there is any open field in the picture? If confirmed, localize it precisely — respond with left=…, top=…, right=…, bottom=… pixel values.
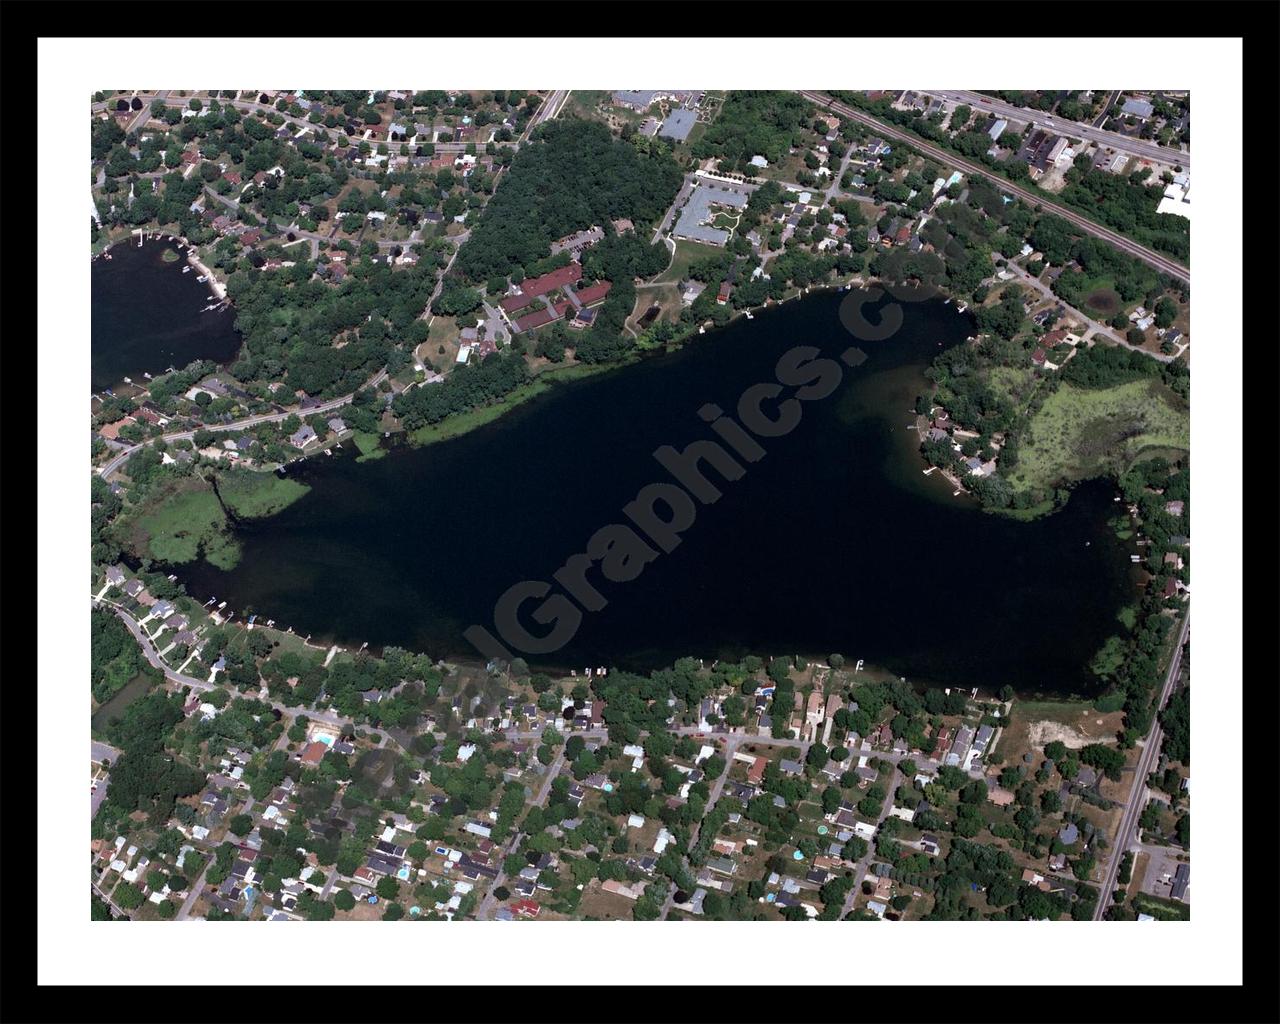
left=1001, top=699, right=1125, bottom=766
left=652, top=239, right=727, bottom=286
left=1006, top=379, right=1189, bottom=495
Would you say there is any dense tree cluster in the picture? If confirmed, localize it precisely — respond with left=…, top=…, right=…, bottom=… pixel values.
left=454, top=119, right=682, bottom=282
left=692, top=91, right=815, bottom=173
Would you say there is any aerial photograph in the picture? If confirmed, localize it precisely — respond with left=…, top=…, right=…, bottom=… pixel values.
left=87, top=85, right=1194, bottom=926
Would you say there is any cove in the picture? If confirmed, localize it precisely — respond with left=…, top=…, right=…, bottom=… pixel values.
left=171, top=290, right=1135, bottom=697
left=91, top=239, right=242, bottom=392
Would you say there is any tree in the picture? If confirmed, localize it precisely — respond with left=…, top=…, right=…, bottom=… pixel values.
left=334, top=889, right=357, bottom=912
left=375, top=876, right=400, bottom=901
left=114, top=883, right=144, bottom=911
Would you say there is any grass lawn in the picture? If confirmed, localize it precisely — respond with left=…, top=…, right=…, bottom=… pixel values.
left=352, top=430, right=386, bottom=462
left=630, top=283, right=684, bottom=334
left=652, top=239, right=727, bottom=286
left=1132, top=891, right=1190, bottom=921
left=1006, top=379, right=1189, bottom=496
left=405, top=362, right=617, bottom=447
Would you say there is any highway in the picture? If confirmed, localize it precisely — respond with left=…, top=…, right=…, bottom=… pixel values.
left=923, top=89, right=1189, bottom=170
left=531, top=89, right=571, bottom=128
left=798, top=92, right=1189, bottom=285
left=1092, top=612, right=1190, bottom=919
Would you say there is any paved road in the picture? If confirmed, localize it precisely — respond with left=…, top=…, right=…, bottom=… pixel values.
left=474, top=749, right=567, bottom=921
left=652, top=173, right=698, bottom=246
left=1093, top=91, right=1121, bottom=128
left=531, top=89, right=571, bottom=128
left=924, top=89, right=1189, bottom=170
left=799, top=92, right=1189, bottom=285
left=125, top=90, right=168, bottom=135
left=92, top=880, right=129, bottom=919
left=999, top=260, right=1181, bottom=363
left=659, top=733, right=755, bottom=919
left=838, top=763, right=900, bottom=919
left=175, top=855, right=213, bottom=921
left=96, top=368, right=387, bottom=479
left=1093, top=613, right=1190, bottom=919
left=99, top=599, right=362, bottom=734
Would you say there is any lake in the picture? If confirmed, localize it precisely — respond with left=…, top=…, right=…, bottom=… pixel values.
left=91, top=238, right=242, bottom=392
left=170, top=289, right=1135, bottom=696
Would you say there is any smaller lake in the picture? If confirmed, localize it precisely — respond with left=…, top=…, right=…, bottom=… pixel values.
left=91, top=238, right=243, bottom=393
left=91, top=672, right=158, bottom=735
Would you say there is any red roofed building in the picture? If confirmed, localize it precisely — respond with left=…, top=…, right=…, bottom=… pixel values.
left=500, top=292, right=535, bottom=314
left=746, top=756, right=768, bottom=786
left=519, top=262, right=582, bottom=299
left=511, top=898, right=541, bottom=919
left=99, top=417, right=135, bottom=440
left=573, top=280, right=612, bottom=307
left=515, top=299, right=572, bottom=334
left=717, top=281, right=732, bottom=305
left=501, top=263, right=583, bottom=315
left=299, top=741, right=328, bottom=765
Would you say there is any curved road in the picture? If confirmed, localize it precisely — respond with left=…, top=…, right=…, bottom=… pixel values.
left=96, top=368, right=387, bottom=479
left=98, top=598, right=363, bottom=734
left=798, top=92, right=1189, bottom=285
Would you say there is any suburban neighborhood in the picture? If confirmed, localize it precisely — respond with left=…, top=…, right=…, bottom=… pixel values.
left=90, top=87, right=1190, bottom=925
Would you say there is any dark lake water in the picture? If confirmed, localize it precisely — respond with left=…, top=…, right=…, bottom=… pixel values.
left=91, top=239, right=242, bottom=392
left=171, top=290, right=1135, bottom=696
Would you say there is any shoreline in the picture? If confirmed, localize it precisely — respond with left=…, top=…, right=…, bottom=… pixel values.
left=92, top=233, right=236, bottom=396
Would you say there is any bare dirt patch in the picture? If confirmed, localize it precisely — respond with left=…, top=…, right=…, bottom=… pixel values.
left=1027, top=720, right=1094, bottom=750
